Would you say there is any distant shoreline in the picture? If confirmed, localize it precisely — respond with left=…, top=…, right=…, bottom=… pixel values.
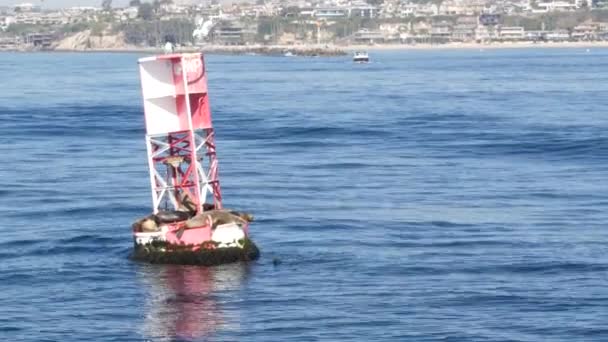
left=3, top=44, right=348, bottom=57
left=352, top=41, right=608, bottom=51
left=3, top=41, right=608, bottom=56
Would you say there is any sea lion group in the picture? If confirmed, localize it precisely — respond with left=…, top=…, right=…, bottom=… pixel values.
left=132, top=190, right=254, bottom=233
left=132, top=204, right=254, bottom=233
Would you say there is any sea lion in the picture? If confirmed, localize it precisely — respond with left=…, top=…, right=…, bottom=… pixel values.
left=140, top=218, right=159, bottom=232
left=185, top=210, right=250, bottom=229
left=154, top=210, right=191, bottom=224
left=176, top=191, right=198, bottom=215
left=228, top=210, right=254, bottom=223
left=132, top=215, right=159, bottom=232
left=175, top=191, right=217, bottom=215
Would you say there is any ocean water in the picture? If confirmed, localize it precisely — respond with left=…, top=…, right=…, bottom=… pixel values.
left=1, top=48, right=608, bottom=341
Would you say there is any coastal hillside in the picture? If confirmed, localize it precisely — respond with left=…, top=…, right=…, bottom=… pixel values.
left=53, top=30, right=133, bottom=51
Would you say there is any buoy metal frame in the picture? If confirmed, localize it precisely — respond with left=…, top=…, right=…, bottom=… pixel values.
left=137, top=53, right=222, bottom=214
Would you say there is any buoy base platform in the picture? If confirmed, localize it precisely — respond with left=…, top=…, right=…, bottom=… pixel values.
left=129, top=239, right=260, bottom=266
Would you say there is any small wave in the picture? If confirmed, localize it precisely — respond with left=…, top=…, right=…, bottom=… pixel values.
left=224, top=125, right=390, bottom=141
left=0, top=272, right=37, bottom=282
left=37, top=245, right=99, bottom=255
left=0, top=238, right=46, bottom=248
left=316, top=162, right=371, bottom=169
left=483, top=261, right=608, bottom=275
left=0, top=327, right=22, bottom=332
left=475, top=135, right=608, bottom=159
left=1, top=104, right=142, bottom=139
left=59, top=234, right=121, bottom=245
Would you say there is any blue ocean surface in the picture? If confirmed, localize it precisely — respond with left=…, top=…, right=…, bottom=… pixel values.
left=1, top=48, right=608, bottom=341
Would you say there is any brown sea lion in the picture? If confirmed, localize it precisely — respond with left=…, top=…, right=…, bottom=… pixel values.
left=132, top=215, right=160, bottom=232
left=228, top=210, right=254, bottom=223
left=154, top=210, right=191, bottom=223
left=140, top=218, right=159, bottom=232
left=176, top=191, right=198, bottom=215
left=185, top=210, right=250, bottom=229
left=202, top=202, right=216, bottom=211
left=175, top=191, right=218, bottom=215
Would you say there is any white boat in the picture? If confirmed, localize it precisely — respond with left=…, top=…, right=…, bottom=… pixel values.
left=353, top=51, right=369, bottom=63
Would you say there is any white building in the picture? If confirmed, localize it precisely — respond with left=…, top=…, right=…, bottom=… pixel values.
left=313, top=7, right=348, bottom=18
left=312, top=5, right=377, bottom=19
left=475, top=24, right=498, bottom=41
left=1, top=15, right=15, bottom=29
left=499, top=26, right=525, bottom=39
left=399, top=3, right=419, bottom=17
left=546, top=29, right=570, bottom=40
left=536, top=1, right=578, bottom=11
left=14, top=2, right=41, bottom=12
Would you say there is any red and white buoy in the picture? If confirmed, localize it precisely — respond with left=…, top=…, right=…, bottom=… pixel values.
left=132, top=53, right=253, bottom=254
left=138, top=53, right=221, bottom=215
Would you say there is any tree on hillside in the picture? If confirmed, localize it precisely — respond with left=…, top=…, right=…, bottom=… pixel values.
left=121, top=19, right=195, bottom=46
left=101, top=0, right=112, bottom=11
left=6, top=23, right=38, bottom=36
left=280, top=6, right=301, bottom=17
left=138, top=2, right=154, bottom=20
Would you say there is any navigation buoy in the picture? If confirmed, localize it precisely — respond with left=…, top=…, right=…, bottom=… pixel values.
left=130, top=52, right=259, bottom=265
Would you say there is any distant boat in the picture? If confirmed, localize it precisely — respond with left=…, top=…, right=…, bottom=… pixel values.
left=353, top=51, right=369, bottom=63
left=284, top=51, right=294, bottom=57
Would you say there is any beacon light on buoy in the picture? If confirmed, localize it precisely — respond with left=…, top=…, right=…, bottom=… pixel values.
left=129, top=53, right=259, bottom=265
